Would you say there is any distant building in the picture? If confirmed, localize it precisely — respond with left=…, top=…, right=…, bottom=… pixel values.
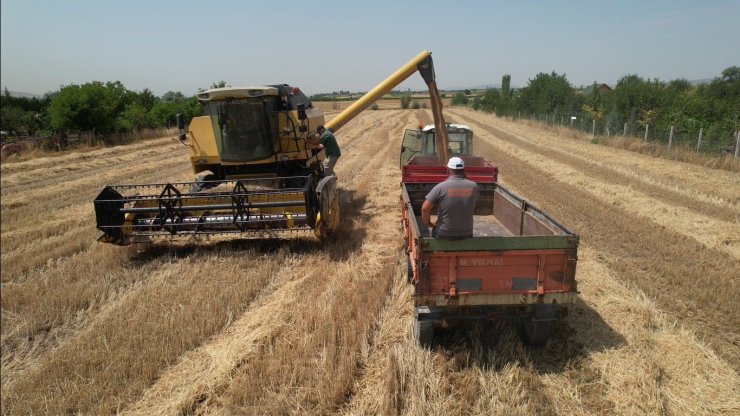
left=579, top=83, right=612, bottom=95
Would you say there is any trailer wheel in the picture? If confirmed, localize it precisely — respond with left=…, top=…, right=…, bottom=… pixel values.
left=520, top=318, right=555, bottom=346
left=413, top=319, right=434, bottom=348
left=406, top=256, right=413, bottom=283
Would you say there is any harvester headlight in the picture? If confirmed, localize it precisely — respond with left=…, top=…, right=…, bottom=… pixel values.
left=281, top=155, right=289, bottom=161
left=196, top=158, right=207, bottom=165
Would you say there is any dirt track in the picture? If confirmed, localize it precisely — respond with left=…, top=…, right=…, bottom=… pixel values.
left=1, top=108, right=738, bottom=415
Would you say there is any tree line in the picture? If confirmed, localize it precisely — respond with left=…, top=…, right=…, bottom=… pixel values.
left=3, top=68, right=738, bottom=152
left=461, top=67, right=740, bottom=152
left=0, top=81, right=204, bottom=144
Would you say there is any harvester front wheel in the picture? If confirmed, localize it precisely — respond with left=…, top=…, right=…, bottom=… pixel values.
left=325, top=191, right=340, bottom=234
left=316, top=176, right=340, bottom=239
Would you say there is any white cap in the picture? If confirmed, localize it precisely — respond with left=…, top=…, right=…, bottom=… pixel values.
left=447, top=157, right=465, bottom=169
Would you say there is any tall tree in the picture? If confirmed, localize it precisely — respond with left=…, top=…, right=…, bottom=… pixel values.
left=517, top=71, right=574, bottom=115
left=162, top=91, right=186, bottom=102
left=0, top=105, right=26, bottom=135
left=137, top=88, right=157, bottom=112
left=501, top=74, right=511, bottom=98
left=721, top=66, right=740, bottom=83
left=610, top=75, right=664, bottom=124
left=47, top=81, right=132, bottom=136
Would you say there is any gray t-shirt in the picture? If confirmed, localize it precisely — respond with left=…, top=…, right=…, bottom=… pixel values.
left=425, top=175, right=479, bottom=238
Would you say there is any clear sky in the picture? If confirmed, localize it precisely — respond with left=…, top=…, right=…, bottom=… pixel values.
left=2, top=0, right=738, bottom=97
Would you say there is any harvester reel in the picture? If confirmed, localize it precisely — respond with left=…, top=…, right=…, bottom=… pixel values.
left=156, top=184, right=185, bottom=234
left=230, top=180, right=250, bottom=231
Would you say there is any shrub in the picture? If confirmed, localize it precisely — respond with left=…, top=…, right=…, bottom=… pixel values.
left=370, top=103, right=379, bottom=110
left=451, top=92, right=469, bottom=106
left=400, top=95, right=411, bottom=109
left=411, top=101, right=421, bottom=109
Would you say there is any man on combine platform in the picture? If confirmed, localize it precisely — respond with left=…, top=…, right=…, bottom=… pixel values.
left=422, top=157, right=479, bottom=239
left=313, top=125, right=341, bottom=177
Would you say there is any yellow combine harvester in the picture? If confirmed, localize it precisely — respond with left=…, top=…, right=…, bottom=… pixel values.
left=93, top=50, right=448, bottom=245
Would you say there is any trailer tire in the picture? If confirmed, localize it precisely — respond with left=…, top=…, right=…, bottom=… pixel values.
left=520, top=318, right=555, bottom=346
left=406, top=256, right=413, bottom=283
left=413, top=319, right=434, bottom=348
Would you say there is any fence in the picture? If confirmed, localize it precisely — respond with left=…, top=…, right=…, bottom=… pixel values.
left=512, top=111, right=740, bottom=158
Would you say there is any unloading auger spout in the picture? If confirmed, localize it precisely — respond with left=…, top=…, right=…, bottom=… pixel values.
left=324, top=50, right=450, bottom=164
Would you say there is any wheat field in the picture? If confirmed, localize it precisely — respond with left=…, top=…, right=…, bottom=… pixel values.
left=1, top=108, right=738, bottom=415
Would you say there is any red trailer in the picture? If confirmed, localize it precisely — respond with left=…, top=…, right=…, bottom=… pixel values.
left=399, top=126, right=579, bottom=346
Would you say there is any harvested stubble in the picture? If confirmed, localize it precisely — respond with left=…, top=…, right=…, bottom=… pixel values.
left=1, top=108, right=738, bottom=415
left=516, top=118, right=740, bottom=174
left=122, top=110, right=410, bottom=415
left=450, top=108, right=739, bottom=367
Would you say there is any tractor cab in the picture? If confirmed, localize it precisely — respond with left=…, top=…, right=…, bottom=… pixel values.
left=400, top=123, right=473, bottom=166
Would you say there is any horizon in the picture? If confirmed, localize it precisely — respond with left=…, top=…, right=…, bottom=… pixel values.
left=3, top=76, right=721, bottom=99
left=2, top=0, right=738, bottom=97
